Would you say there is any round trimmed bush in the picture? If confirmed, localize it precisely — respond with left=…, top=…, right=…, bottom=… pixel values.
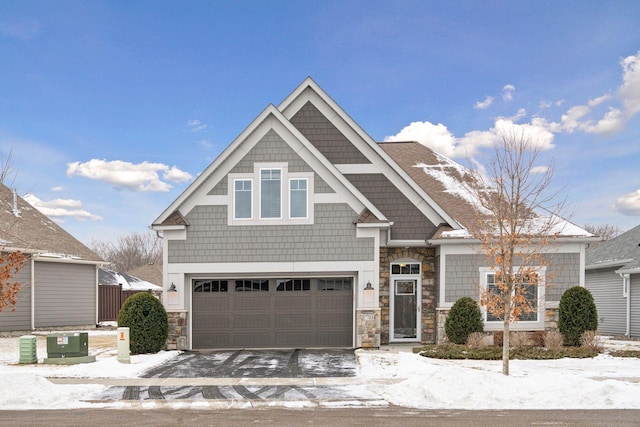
left=558, top=286, right=598, bottom=347
left=445, top=296, right=484, bottom=344
left=118, top=292, right=168, bottom=354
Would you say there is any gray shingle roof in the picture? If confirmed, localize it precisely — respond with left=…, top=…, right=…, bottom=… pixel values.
left=0, top=183, right=103, bottom=262
left=586, top=224, right=640, bottom=271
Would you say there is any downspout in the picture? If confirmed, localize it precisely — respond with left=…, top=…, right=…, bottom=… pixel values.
left=621, top=273, right=631, bottom=337
left=30, top=255, right=35, bottom=330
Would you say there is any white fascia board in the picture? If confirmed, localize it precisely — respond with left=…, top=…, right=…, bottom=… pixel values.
left=586, top=259, right=633, bottom=270
left=279, top=79, right=459, bottom=230
left=151, top=225, right=187, bottom=232
left=166, top=260, right=377, bottom=275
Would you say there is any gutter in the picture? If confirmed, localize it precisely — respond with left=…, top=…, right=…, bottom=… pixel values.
left=586, top=259, right=634, bottom=270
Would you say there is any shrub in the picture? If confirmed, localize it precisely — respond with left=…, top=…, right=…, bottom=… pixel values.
left=558, top=286, right=598, bottom=346
left=510, top=331, right=529, bottom=349
left=466, top=332, right=487, bottom=348
left=580, top=330, right=602, bottom=351
left=445, top=297, right=484, bottom=344
left=544, top=330, right=564, bottom=350
left=118, top=292, right=168, bottom=354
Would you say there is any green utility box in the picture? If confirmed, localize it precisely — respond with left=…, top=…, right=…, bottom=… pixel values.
left=46, top=332, right=89, bottom=358
left=19, top=335, right=37, bottom=364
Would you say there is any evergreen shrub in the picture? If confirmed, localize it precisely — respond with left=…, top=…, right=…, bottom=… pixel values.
left=118, top=292, right=168, bottom=354
left=445, top=296, right=484, bottom=344
left=558, top=286, right=598, bottom=347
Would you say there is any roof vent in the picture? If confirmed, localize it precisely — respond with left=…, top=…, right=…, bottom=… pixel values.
left=11, top=189, right=20, bottom=217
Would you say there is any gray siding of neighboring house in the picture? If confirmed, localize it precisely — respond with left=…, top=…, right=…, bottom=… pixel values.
left=445, top=252, right=582, bottom=304
left=345, top=174, right=436, bottom=241
left=0, top=261, right=32, bottom=333
left=631, top=274, right=640, bottom=338
left=169, top=203, right=375, bottom=264
left=290, top=101, right=371, bottom=165
left=34, top=262, right=96, bottom=328
left=585, top=268, right=627, bottom=336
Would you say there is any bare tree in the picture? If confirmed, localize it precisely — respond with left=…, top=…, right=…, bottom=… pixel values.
left=0, top=147, right=17, bottom=186
left=465, top=127, right=565, bottom=376
left=583, top=223, right=622, bottom=242
left=90, top=231, right=162, bottom=272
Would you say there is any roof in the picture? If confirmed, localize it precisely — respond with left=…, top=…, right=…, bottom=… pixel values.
left=379, top=142, right=479, bottom=234
left=380, top=141, right=593, bottom=241
left=0, top=183, right=103, bottom=263
left=98, top=267, right=162, bottom=291
left=586, top=224, right=640, bottom=272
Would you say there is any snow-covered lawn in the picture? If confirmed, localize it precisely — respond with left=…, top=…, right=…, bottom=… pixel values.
left=1, top=330, right=639, bottom=410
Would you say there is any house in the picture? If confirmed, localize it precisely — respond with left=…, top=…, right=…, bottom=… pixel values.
left=98, top=267, right=163, bottom=293
left=585, top=225, right=640, bottom=337
left=0, top=183, right=104, bottom=334
left=152, top=78, right=594, bottom=350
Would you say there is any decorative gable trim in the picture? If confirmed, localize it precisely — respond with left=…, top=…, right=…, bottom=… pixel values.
left=152, top=103, right=389, bottom=228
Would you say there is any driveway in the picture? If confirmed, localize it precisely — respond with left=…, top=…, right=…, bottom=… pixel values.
left=95, top=349, right=386, bottom=404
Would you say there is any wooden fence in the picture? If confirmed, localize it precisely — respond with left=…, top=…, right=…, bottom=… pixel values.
left=98, top=285, right=153, bottom=322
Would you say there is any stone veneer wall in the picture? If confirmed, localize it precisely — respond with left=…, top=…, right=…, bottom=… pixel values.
left=379, top=247, right=437, bottom=344
left=166, top=310, right=188, bottom=350
left=357, top=308, right=381, bottom=348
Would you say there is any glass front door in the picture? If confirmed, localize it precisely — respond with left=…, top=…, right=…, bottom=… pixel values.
left=392, top=279, right=418, bottom=340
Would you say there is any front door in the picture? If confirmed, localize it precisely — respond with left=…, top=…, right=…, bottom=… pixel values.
left=390, top=262, right=421, bottom=341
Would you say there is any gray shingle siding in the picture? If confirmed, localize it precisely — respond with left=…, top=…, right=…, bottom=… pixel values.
left=0, top=262, right=32, bottom=332
left=290, top=101, right=371, bottom=165
left=345, top=173, right=436, bottom=241
left=444, top=252, right=581, bottom=304
left=169, top=203, right=374, bottom=263
left=585, top=267, right=627, bottom=336
left=34, top=262, right=96, bottom=328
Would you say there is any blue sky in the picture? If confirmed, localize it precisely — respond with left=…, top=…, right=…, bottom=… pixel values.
left=1, top=1, right=640, bottom=245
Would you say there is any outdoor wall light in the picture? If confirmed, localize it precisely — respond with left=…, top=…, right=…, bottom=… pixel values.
left=364, top=281, right=374, bottom=291
left=168, top=283, right=177, bottom=292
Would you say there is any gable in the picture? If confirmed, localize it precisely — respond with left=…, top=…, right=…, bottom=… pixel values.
left=290, top=102, right=370, bottom=165
left=152, top=104, right=388, bottom=228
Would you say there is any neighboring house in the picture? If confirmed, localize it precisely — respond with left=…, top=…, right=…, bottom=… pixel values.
left=97, top=267, right=163, bottom=322
left=152, top=78, right=594, bottom=350
left=98, top=267, right=162, bottom=293
left=585, top=225, right=640, bottom=338
left=0, top=183, right=104, bottom=334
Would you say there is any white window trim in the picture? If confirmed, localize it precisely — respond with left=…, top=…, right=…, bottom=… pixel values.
left=479, top=266, right=546, bottom=331
left=259, top=166, right=283, bottom=220
left=232, top=178, right=253, bottom=220
left=289, top=177, right=309, bottom=219
left=228, top=163, right=314, bottom=226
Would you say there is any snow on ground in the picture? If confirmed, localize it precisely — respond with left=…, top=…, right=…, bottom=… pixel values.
left=0, top=330, right=639, bottom=410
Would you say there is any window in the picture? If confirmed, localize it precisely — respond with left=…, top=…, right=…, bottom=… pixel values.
left=194, top=280, right=228, bottom=292
left=260, top=168, right=281, bottom=218
left=481, top=268, right=544, bottom=325
left=289, top=179, right=307, bottom=218
left=235, top=279, right=269, bottom=292
left=276, top=279, right=310, bottom=291
left=318, top=278, right=352, bottom=291
left=228, top=164, right=313, bottom=225
left=391, top=263, right=420, bottom=275
left=234, top=180, right=252, bottom=219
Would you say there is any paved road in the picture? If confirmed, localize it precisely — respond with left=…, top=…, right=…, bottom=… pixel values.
left=3, top=407, right=640, bottom=427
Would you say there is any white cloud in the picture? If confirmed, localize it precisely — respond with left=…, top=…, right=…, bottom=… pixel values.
left=51, top=186, right=63, bottom=192
left=474, top=96, right=493, bottom=110
left=386, top=113, right=554, bottom=159
left=66, top=159, right=193, bottom=192
left=23, top=194, right=102, bottom=221
left=620, top=51, right=640, bottom=116
left=502, top=84, right=516, bottom=101
left=530, top=166, right=549, bottom=174
left=614, top=189, right=640, bottom=216
left=188, top=119, right=207, bottom=132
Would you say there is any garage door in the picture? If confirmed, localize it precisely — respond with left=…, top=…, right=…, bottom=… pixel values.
left=192, top=278, right=353, bottom=349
